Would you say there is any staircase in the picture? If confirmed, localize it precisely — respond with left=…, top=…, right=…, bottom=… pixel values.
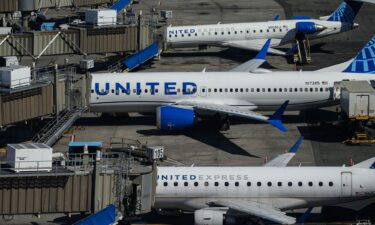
left=60, top=31, right=87, bottom=56
left=32, top=107, right=87, bottom=146
left=107, top=60, right=124, bottom=72
left=294, top=35, right=311, bottom=64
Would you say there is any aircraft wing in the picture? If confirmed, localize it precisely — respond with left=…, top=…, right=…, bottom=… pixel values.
left=230, top=39, right=270, bottom=72
left=211, top=199, right=296, bottom=224
left=263, top=136, right=303, bottom=167
left=223, top=40, right=286, bottom=56
left=181, top=101, right=288, bottom=132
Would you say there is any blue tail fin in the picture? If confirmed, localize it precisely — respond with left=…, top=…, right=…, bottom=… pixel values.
left=343, top=35, right=375, bottom=73
left=327, top=0, right=363, bottom=23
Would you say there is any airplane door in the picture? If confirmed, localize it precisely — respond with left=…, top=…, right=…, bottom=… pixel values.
left=341, top=172, right=352, bottom=197
left=355, top=95, right=369, bottom=116
left=199, top=86, right=207, bottom=97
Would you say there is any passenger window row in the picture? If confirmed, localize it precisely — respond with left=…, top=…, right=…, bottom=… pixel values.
left=92, top=87, right=329, bottom=94
left=169, top=28, right=288, bottom=38
left=202, top=87, right=329, bottom=93
left=161, top=181, right=334, bottom=187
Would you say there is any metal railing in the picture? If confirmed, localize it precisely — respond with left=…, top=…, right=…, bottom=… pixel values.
left=0, top=159, right=64, bottom=176
left=0, top=152, right=135, bottom=177
left=0, top=77, right=31, bottom=89
left=66, top=152, right=134, bottom=173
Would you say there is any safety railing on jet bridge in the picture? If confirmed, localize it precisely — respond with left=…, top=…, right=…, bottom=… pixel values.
left=0, top=152, right=135, bottom=176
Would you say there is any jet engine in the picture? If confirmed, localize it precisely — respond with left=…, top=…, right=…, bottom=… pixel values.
left=194, top=208, right=236, bottom=225
left=156, top=106, right=196, bottom=130
left=296, top=22, right=326, bottom=34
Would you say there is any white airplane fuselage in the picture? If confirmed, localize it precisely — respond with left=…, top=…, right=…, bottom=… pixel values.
left=155, top=166, right=375, bottom=211
left=90, top=71, right=374, bottom=112
left=166, top=19, right=354, bottom=49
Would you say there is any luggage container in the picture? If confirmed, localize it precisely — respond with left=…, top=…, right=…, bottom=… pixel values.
left=340, top=81, right=375, bottom=120
left=0, top=27, right=12, bottom=35
left=85, top=9, right=117, bottom=26
left=0, top=65, right=31, bottom=89
left=6, top=143, right=53, bottom=172
left=0, top=56, right=19, bottom=67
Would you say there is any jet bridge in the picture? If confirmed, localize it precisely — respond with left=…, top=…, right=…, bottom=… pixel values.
left=111, top=0, right=133, bottom=12
left=108, top=42, right=160, bottom=72
left=0, top=139, right=160, bottom=223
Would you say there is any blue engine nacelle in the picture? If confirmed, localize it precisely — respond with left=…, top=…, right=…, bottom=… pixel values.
left=156, top=106, right=196, bottom=130
left=296, top=22, right=325, bottom=34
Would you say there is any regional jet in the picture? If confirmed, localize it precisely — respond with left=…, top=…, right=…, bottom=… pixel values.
left=156, top=136, right=375, bottom=225
left=165, top=0, right=369, bottom=55
left=90, top=35, right=375, bottom=131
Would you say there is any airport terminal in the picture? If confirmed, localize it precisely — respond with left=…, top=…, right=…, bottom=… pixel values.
left=0, top=0, right=375, bottom=224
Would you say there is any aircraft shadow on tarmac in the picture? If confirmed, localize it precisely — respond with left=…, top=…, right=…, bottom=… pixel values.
left=75, top=114, right=156, bottom=126
left=75, top=108, right=348, bottom=156
left=76, top=115, right=258, bottom=157
left=50, top=214, right=84, bottom=225
left=137, top=126, right=260, bottom=158
left=309, top=42, right=334, bottom=54
left=295, top=108, right=373, bottom=143
left=160, top=48, right=279, bottom=70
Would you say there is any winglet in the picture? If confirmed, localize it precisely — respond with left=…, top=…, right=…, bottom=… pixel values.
left=289, top=136, right=304, bottom=153
left=268, top=100, right=289, bottom=132
left=286, top=45, right=297, bottom=55
left=273, top=15, right=280, bottom=21
left=255, top=39, right=271, bottom=60
left=297, top=207, right=313, bottom=223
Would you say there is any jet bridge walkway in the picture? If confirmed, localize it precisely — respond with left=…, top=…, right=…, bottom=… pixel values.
left=108, top=42, right=160, bottom=72
left=0, top=144, right=158, bottom=222
left=111, top=0, right=133, bottom=12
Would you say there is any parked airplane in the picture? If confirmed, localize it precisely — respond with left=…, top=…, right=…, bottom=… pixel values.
left=90, top=35, right=375, bottom=131
left=155, top=136, right=375, bottom=225
left=165, top=0, right=368, bottom=55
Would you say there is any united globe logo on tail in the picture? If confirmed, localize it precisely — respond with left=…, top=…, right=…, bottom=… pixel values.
left=327, top=0, right=363, bottom=23
left=343, top=35, right=375, bottom=73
